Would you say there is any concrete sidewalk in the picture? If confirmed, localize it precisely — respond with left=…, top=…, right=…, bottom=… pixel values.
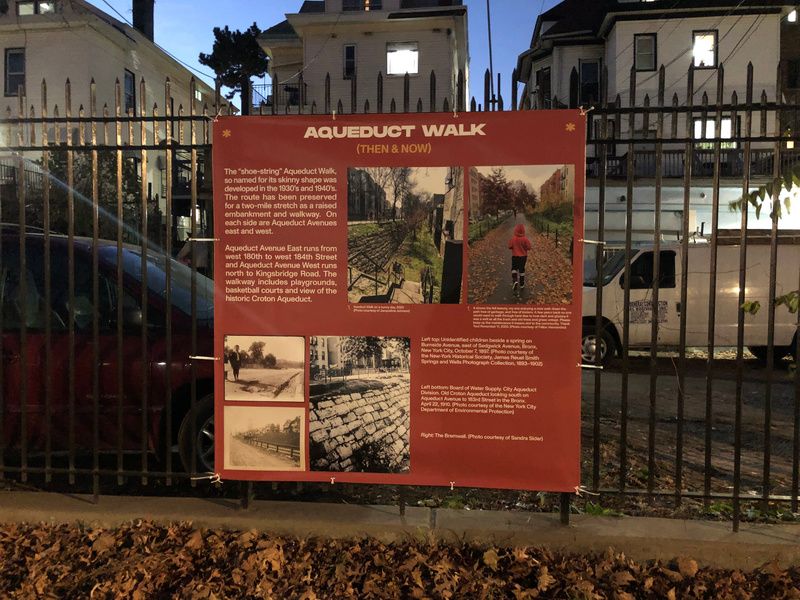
left=2, top=491, right=799, bottom=569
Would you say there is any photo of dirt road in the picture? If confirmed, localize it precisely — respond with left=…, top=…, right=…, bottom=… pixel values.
left=224, top=336, right=305, bottom=402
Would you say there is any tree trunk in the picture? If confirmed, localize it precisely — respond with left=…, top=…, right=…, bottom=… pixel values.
left=241, top=78, right=252, bottom=116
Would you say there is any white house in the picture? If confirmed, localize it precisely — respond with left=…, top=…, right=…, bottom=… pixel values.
left=258, top=0, right=469, bottom=114
left=516, top=0, right=800, bottom=242
left=0, top=0, right=218, bottom=121
left=0, top=0, right=224, bottom=241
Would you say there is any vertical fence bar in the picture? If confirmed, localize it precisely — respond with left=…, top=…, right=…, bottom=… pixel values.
left=733, top=64, right=755, bottom=532
left=793, top=259, right=800, bottom=513
left=429, top=71, right=436, bottom=113
left=403, top=73, right=410, bottom=113
left=16, top=88, right=28, bottom=483
left=190, top=80, right=200, bottom=477
left=762, top=69, right=783, bottom=507
left=66, top=80, right=76, bottom=484
left=114, top=79, right=125, bottom=486
left=41, top=79, right=53, bottom=483
left=675, top=67, right=695, bottom=506
left=457, top=70, right=465, bottom=113
left=704, top=66, right=725, bottom=504
left=90, top=79, right=100, bottom=502
left=164, top=78, right=174, bottom=484
left=591, top=67, right=609, bottom=491
left=139, top=77, right=150, bottom=485
left=619, top=67, right=636, bottom=492
left=647, top=67, right=665, bottom=496
left=377, top=72, right=383, bottom=114
left=350, top=71, right=356, bottom=115
left=325, top=73, right=331, bottom=115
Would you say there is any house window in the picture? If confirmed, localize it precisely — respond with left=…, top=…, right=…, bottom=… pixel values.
left=693, top=117, right=737, bottom=149
left=387, top=42, right=418, bottom=75
left=343, top=44, right=357, bottom=80
left=124, top=70, right=136, bottom=114
left=343, top=0, right=382, bottom=10
left=634, top=34, right=657, bottom=72
left=535, top=67, right=551, bottom=108
left=579, top=60, right=600, bottom=105
left=194, top=89, right=203, bottom=102
left=17, top=1, right=56, bottom=15
left=4, top=48, right=25, bottom=97
left=693, top=30, right=717, bottom=69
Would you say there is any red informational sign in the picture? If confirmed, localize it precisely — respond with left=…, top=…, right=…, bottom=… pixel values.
left=213, top=111, right=585, bottom=491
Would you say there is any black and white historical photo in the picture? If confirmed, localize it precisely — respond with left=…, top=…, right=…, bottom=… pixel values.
left=223, top=406, right=304, bottom=471
left=308, top=336, right=411, bottom=473
left=224, top=335, right=305, bottom=402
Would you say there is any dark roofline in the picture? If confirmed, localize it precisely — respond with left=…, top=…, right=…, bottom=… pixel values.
left=534, top=0, right=792, bottom=43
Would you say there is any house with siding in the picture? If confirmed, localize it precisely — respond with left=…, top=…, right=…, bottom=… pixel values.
left=516, top=0, right=800, bottom=241
left=257, top=0, right=468, bottom=114
left=0, top=0, right=224, bottom=242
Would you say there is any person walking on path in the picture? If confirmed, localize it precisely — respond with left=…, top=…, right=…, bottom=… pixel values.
left=508, top=223, right=532, bottom=290
left=229, top=345, right=242, bottom=382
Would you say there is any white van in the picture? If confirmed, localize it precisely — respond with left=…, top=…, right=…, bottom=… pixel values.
left=581, top=235, right=799, bottom=365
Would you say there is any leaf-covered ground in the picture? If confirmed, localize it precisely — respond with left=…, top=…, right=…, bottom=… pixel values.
left=2, top=521, right=800, bottom=599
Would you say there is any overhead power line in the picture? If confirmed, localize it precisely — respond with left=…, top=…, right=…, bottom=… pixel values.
left=97, top=0, right=217, bottom=83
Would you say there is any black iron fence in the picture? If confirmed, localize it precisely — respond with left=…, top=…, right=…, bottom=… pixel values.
left=0, top=64, right=799, bottom=532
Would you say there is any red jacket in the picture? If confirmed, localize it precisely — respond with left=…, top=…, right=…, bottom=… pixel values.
left=508, top=224, right=532, bottom=257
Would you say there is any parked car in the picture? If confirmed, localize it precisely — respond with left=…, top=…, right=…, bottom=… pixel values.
left=1, top=226, right=216, bottom=472
left=582, top=242, right=800, bottom=365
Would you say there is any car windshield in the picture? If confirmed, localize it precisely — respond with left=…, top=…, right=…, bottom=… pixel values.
left=101, top=246, right=214, bottom=322
left=583, top=250, right=634, bottom=287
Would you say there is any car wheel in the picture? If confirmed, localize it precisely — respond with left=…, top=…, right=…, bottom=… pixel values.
left=748, top=345, right=792, bottom=367
left=582, top=324, right=616, bottom=366
left=178, top=394, right=215, bottom=474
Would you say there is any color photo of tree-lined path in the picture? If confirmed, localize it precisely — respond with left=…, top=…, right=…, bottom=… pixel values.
left=467, top=165, right=574, bottom=305
left=468, top=214, right=573, bottom=304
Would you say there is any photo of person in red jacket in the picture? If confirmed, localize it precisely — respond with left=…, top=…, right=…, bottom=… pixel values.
left=508, top=223, right=532, bottom=290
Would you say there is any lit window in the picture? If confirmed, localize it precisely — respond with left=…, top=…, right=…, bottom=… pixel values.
left=693, top=117, right=736, bottom=149
left=693, top=31, right=717, bottom=68
left=788, top=9, right=797, bottom=23
left=5, top=48, right=25, bottom=96
left=17, top=0, right=56, bottom=14
left=634, top=34, right=656, bottom=72
left=387, top=42, right=418, bottom=76
left=343, top=44, right=356, bottom=80
left=343, top=0, right=382, bottom=10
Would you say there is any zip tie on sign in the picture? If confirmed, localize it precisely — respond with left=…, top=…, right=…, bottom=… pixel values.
left=330, top=477, right=336, bottom=485
left=579, top=363, right=603, bottom=370
left=579, top=105, right=594, bottom=116
left=332, top=109, right=336, bottom=121
left=186, top=237, right=219, bottom=243
left=574, top=486, right=600, bottom=497
left=190, top=355, right=220, bottom=362
left=191, top=472, right=222, bottom=484
left=579, top=238, right=606, bottom=246
left=450, top=481, right=456, bottom=491
left=205, top=107, right=223, bottom=123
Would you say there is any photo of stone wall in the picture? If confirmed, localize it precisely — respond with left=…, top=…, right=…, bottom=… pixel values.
left=308, top=336, right=410, bottom=473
